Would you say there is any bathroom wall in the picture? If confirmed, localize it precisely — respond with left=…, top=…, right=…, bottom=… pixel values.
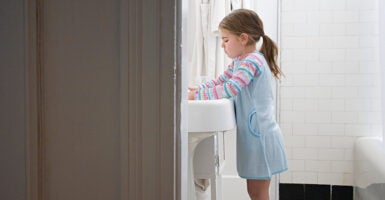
left=279, top=0, right=382, bottom=186
left=381, top=0, right=385, bottom=141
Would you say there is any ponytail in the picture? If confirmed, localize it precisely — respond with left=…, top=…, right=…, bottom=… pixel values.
left=219, top=9, right=284, bottom=79
left=260, top=35, right=284, bottom=79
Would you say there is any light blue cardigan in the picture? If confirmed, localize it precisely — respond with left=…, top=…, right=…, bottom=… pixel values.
left=233, top=52, right=288, bottom=179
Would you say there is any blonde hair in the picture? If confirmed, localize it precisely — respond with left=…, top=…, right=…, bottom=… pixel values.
left=219, top=9, right=284, bottom=79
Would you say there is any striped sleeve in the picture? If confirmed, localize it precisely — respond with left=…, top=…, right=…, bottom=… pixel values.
left=198, top=62, right=234, bottom=89
left=195, top=58, right=261, bottom=100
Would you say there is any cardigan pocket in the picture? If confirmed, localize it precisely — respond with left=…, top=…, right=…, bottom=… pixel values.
left=248, top=108, right=261, bottom=137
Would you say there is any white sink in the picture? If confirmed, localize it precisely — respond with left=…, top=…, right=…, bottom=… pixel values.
left=188, top=99, right=236, bottom=133
left=187, top=98, right=236, bottom=200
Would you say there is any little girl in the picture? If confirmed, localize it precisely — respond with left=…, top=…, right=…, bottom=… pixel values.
left=188, top=9, right=288, bottom=200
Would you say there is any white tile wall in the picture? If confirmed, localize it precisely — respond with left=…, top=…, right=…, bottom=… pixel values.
left=280, top=0, right=382, bottom=186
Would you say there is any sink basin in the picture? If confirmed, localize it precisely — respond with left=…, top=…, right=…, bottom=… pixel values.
left=187, top=98, right=236, bottom=200
left=188, top=99, right=236, bottom=133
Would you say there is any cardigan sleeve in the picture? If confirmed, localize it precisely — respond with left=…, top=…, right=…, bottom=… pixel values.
left=195, top=60, right=260, bottom=100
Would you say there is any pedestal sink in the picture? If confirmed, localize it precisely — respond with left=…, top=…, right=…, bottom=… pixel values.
left=188, top=98, right=236, bottom=200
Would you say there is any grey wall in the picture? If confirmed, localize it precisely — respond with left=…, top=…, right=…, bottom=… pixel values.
left=0, top=0, right=181, bottom=199
left=40, top=0, right=121, bottom=199
left=0, top=1, right=27, bottom=200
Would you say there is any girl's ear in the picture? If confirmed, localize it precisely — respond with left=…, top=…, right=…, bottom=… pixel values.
left=239, top=33, right=249, bottom=45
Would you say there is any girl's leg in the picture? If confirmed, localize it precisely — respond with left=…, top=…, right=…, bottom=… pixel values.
left=246, top=179, right=271, bottom=200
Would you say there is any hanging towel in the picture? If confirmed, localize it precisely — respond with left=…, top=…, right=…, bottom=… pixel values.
left=188, top=0, right=233, bottom=85
left=209, top=0, right=227, bottom=34
left=231, top=0, right=251, bottom=10
left=194, top=178, right=210, bottom=191
left=188, top=0, right=204, bottom=86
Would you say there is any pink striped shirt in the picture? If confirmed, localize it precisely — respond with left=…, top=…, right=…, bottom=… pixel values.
left=195, top=53, right=262, bottom=100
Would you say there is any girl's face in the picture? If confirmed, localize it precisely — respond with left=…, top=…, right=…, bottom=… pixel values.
left=220, top=29, right=247, bottom=59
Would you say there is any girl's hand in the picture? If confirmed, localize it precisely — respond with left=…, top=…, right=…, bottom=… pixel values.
left=188, top=86, right=199, bottom=91
left=188, top=91, right=195, bottom=100
left=188, top=86, right=198, bottom=100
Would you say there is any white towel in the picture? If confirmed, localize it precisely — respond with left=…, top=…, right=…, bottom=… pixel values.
left=231, top=0, right=251, bottom=10
left=210, top=0, right=227, bottom=34
left=195, top=179, right=211, bottom=200
left=194, top=178, right=210, bottom=191
left=188, top=0, right=233, bottom=86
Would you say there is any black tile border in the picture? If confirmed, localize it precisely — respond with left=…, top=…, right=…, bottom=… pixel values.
left=332, top=185, right=353, bottom=200
left=279, top=183, right=305, bottom=200
left=305, top=184, right=330, bottom=200
left=279, top=184, right=353, bottom=200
